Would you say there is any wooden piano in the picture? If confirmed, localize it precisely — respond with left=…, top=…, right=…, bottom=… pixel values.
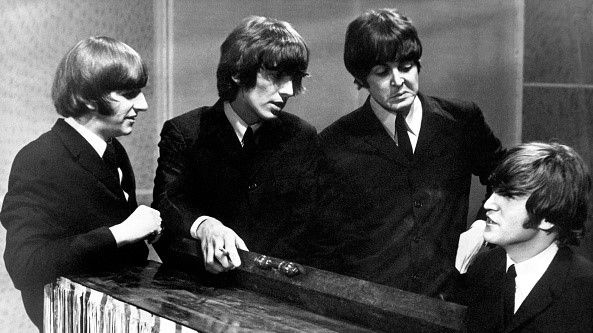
left=44, top=238, right=467, bottom=332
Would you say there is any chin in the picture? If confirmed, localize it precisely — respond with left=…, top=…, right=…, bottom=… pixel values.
left=119, top=128, right=134, bottom=136
left=259, top=112, right=278, bottom=120
left=482, top=233, right=499, bottom=246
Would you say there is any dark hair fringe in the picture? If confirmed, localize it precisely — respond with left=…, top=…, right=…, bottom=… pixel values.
left=344, top=8, right=422, bottom=88
left=216, top=16, right=309, bottom=101
left=52, top=36, right=147, bottom=117
left=489, top=141, right=592, bottom=246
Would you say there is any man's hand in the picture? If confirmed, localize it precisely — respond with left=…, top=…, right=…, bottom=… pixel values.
left=455, top=219, right=486, bottom=274
left=196, top=217, right=248, bottom=274
left=109, top=205, right=162, bottom=247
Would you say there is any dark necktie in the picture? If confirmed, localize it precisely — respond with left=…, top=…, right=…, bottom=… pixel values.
left=103, top=140, right=120, bottom=184
left=503, top=264, right=516, bottom=327
left=243, top=126, right=256, bottom=156
left=395, top=113, right=413, bottom=158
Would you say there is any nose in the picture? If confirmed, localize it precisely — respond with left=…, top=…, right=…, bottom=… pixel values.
left=133, top=92, right=148, bottom=112
left=483, top=193, right=498, bottom=212
left=278, top=79, right=294, bottom=98
left=390, top=68, right=404, bottom=87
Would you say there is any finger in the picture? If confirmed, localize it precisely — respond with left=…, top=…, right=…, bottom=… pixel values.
left=235, top=236, right=248, bottom=251
left=205, top=239, right=215, bottom=267
left=222, top=233, right=242, bottom=266
left=213, top=237, right=232, bottom=269
left=200, top=239, right=209, bottom=262
left=226, top=243, right=241, bottom=268
left=216, top=247, right=231, bottom=269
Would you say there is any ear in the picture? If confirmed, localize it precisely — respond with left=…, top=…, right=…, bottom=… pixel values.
left=538, top=219, right=555, bottom=232
left=81, top=98, right=98, bottom=111
left=354, top=78, right=366, bottom=90
left=231, top=74, right=240, bottom=84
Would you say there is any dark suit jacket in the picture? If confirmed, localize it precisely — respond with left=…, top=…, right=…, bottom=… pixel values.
left=319, top=93, right=504, bottom=295
left=458, top=246, right=593, bottom=332
left=0, top=119, right=147, bottom=328
left=153, top=100, right=331, bottom=267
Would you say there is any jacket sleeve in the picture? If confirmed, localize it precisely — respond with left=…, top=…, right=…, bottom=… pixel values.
left=465, top=104, right=506, bottom=220
left=1, top=149, right=118, bottom=289
left=466, top=103, right=505, bottom=183
left=152, top=120, right=203, bottom=240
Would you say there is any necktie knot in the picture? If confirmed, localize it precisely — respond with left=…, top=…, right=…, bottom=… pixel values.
left=395, top=113, right=413, bottom=158
left=243, top=126, right=256, bottom=156
left=506, top=264, right=516, bottom=278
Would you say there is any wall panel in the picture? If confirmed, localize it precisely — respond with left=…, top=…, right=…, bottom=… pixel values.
left=523, top=0, right=593, bottom=260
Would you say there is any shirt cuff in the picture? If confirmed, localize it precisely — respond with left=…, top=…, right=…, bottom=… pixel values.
left=190, top=216, right=212, bottom=239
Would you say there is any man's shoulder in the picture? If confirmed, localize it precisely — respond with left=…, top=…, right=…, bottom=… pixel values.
left=421, top=94, right=482, bottom=120
left=166, top=105, right=211, bottom=126
left=468, top=246, right=506, bottom=274
left=8, top=124, right=71, bottom=182
left=274, top=111, right=317, bottom=137
left=162, top=104, right=222, bottom=139
left=566, top=247, right=593, bottom=281
left=14, top=123, right=63, bottom=162
left=319, top=104, right=367, bottom=141
left=422, top=94, right=477, bottom=110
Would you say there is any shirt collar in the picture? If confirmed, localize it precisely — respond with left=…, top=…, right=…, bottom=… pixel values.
left=506, top=242, right=559, bottom=277
left=223, top=101, right=261, bottom=143
left=64, top=117, right=107, bottom=157
left=370, top=95, right=422, bottom=139
left=506, top=242, right=559, bottom=312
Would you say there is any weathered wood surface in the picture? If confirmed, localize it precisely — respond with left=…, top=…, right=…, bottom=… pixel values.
left=159, top=237, right=468, bottom=332
left=67, top=261, right=374, bottom=332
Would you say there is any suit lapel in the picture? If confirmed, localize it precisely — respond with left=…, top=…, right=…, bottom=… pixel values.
left=200, top=101, right=244, bottom=167
left=246, top=114, right=296, bottom=177
left=505, top=247, right=571, bottom=332
left=476, top=248, right=508, bottom=332
left=351, top=98, right=411, bottom=166
left=249, top=118, right=278, bottom=176
left=52, top=119, right=125, bottom=200
left=413, top=93, right=456, bottom=163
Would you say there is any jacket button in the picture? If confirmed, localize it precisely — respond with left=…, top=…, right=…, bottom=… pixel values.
left=248, top=183, right=258, bottom=190
left=413, top=200, right=422, bottom=208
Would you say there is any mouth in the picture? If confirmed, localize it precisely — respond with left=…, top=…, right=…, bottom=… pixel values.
left=486, top=217, right=497, bottom=225
left=391, top=91, right=410, bottom=100
left=269, top=102, right=285, bottom=112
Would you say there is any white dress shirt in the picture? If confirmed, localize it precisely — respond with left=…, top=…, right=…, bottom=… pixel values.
left=370, top=95, right=422, bottom=152
left=506, top=242, right=559, bottom=313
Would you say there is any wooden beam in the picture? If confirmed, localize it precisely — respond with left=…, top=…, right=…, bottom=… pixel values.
left=168, top=237, right=467, bottom=332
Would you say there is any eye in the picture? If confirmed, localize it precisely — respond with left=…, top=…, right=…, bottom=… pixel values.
left=399, top=62, right=415, bottom=72
left=121, top=89, right=141, bottom=99
left=371, top=66, right=389, bottom=76
left=262, top=69, right=282, bottom=81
